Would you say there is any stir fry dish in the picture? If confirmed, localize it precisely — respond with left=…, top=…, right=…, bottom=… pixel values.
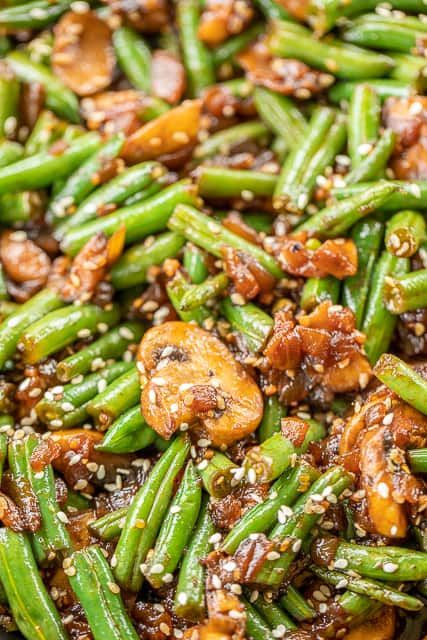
left=0, top=0, right=427, bottom=639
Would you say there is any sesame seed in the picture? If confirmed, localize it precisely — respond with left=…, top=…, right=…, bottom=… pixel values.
left=383, top=562, right=398, bottom=573
left=377, top=482, right=389, bottom=498
left=211, top=574, right=222, bottom=589
left=108, top=581, right=120, bottom=594
left=266, top=551, right=281, bottom=561
left=209, top=533, right=221, bottom=544
left=57, top=511, right=70, bottom=524
left=334, top=558, right=348, bottom=569
left=177, top=592, right=188, bottom=605
left=150, top=563, right=164, bottom=574
left=162, top=573, right=174, bottom=584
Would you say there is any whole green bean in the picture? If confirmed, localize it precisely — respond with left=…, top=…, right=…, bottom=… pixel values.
left=97, top=405, right=157, bottom=454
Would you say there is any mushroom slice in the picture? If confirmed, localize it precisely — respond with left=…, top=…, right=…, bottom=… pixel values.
left=52, top=11, right=115, bottom=97
left=138, top=321, right=263, bottom=447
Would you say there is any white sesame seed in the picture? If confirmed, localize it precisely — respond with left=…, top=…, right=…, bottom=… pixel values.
left=334, top=558, right=348, bottom=569
left=209, top=533, right=222, bottom=544
left=150, top=563, right=164, bottom=574
left=383, top=562, right=398, bottom=573
left=177, top=592, right=188, bottom=605
left=266, top=551, right=281, bottom=561
left=57, top=511, right=70, bottom=524
left=377, top=482, right=390, bottom=498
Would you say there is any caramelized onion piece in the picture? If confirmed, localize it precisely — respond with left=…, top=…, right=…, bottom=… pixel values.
left=0, top=230, right=51, bottom=302
left=138, top=321, right=263, bottom=446
left=121, top=99, right=202, bottom=163
left=52, top=11, right=115, bottom=96
left=104, top=0, right=169, bottom=33
left=238, top=42, right=333, bottom=99
left=276, top=234, right=358, bottom=279
left=151, top=50, right=186, bottom=105
left=198, top=0, right=254, bottom=46
left=344, top=606, right=395, bottom=640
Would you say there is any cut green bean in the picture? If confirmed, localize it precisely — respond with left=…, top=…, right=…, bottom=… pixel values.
left=0, top=67, right=19, bottom=139
left=197, top=166, right=277, bottom=199
left=167, top=272, right=211, bottom=325
left=408, top=448, right=427, bottom=473
left=68, top=545, right=139, bottom=640
left=19, top=302, right=120, bottom=364
left=279, top=585, right=316, bottom=621
left=143, top=461, right=201, bottom=588
left=267, top=20, right=394, bottom=80
left=0, top=0, right=72, bottom=30
left=329, top=79, right=414, bottom=103
left=374, top=353, right=427, bottom=415
left=198, top=451, right=238, bottom=498
left=177, top=0, right=215, bottom=96
left=98, top=405, right=157, bottom=454
left=111, top=232, right=185, bottom=289
left=213, top=22, right=264, bottom=68
left=254, top=87, right=307, bottom=151
left=342, top=219, right=384, bottom=329
left=7, top=50, right=80, bottom=122
left=87, top=365, right=140, bottom=430
left=220, top=297, right=273, bottom=353
left=0, top=288, right=64, bottom=370
left=362, top=251, right=410, bottom=364
left=385, top=210, right=426, bottom=258
left=348, top=83, right=380, bottom=168
left=90, top=506, right=129, bottom=542
left=114, top=435, right=190, bottom=591
left=183, top=244, right=209, bottom=284
left=297, top=181, right=398, bottom=237
left=194, top=121, right=270, bottom=160
left=343, top=13, right=427, bottom=54
left=300, top=276, right=340, bottom=311
left=169, top=204, right=283, bottom=278
left=174, top=496, right=214, bottom=622
left=221, top=463, right=318, bottom=555
left=346, top=129, right=396, bottom=184
left=61, top=180, right=198, bottom=256
left=113, top=26, right=152, bottom=93
left=179, top=272, right=229, bottom=311
left=56, top=322, right=144, bottom=382
left=243, top=596, right=274, bottom=640
left=0, top=529, right=68, bottom=640
left=258, top=394, right=287, bottom=442
left=253, top=596, right=296, bottom=631
left=332, top=180, right=427, bottom=210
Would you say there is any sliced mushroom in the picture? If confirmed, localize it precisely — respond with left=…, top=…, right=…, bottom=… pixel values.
left=151, top=50, right=186, bottom=105
left=52, top=11, right=115, bottom=96
left=138, top=321, right=263, bottom=447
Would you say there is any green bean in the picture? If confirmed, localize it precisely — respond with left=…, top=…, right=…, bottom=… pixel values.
left=0, top=529, right=68, bottom=639
left=258, top=394, right=287, bottom=442
left=0, top=131, right=101, bottom=194
left=0, top=139, right=23, bottom=167
left=48, top=133, right=125, bottom=225
left=243, top=596, right=274, bottom=640
left=329, top=79, right=414, bottom=103
left=408, top=448, right=427, bottom=473
left=362, top=251, right=410, bottom=364
left=194, top=121, right=270, bottom=160
left=114, top=435, right=190, bottom=591
left=0, top=68, right=19, bottom=139
left=183, top=244, right=209, bottom=284
left=197, top=166, right=277, bottom=199
left=343, top=13, right=427, bottom=54
left=253, top=0, right=292, bottom=19
left=389, top=53, right=427, bottom=92
left=0, top=264, right=7, bottom=301
left=253, top=596, right=296, bottom=632
left=174, top=496, right=214, bottom=622
left=198, top=451, right=238, bottom=498
left=64, top=489, right=91, bottom=512
left=385, top=210, right=426, bottom=257
left=274, top=107, right=344, bottom=212
left=111, top=232, right=185, bottom=290
left=348, top=84, right=380, bottom=168
left=61, top=179, right=198, bottom=256
left=301, top=276, right=340, bottom=311
left=254, top=466, right=352, bottom=588
left=19, top=302, right=120, bottom=364
left=87, top=365, right=140, bottom=430
left=67, top=545, right=139, bottom=640
left=167, top=271, right=211, bottom=325
left=221, top=463, right=319, bottom=554
left=243, top=433, right=295, bottom=483
left=0, top=300, right=18, bottom=322
left=311, top=564, right=423, bottom=611
left=9, top=436, right=72, bottom=565
left=98, top=405, right=157, bottom=454
left=374, top=353, right=427, bottom=416
left=297, top=181, right=398, bottom=237
left=36, top=361, right=133, bottom=429
left=321, top=537, right=427, bottom=581
left=0, top=288, right=64, bottom=370
left=143, top=461, right=201, bottom=588
left=56, top=322, right=144, bottom=382
left=0, top=0, right=71, bottom=29
left=267, top=20, right=394, bottom=80
left=332, top=180, right=427, bottom=210
left=342, top=219, right=384, bottom=328
left=24, top=110, right=65, bottom=156
left=179, top=272, right=229, bottom=311
left=338, top=589, right=381, bottom=628
left=254, top=87, right=307, bottom=151
left=279, top=585, right=316, bottom=621
left=90, top=506, right=129, bottom=542
left=0, top=432, right=7, bottom=483
left=220, top=297, right=273, bottom=353
left=113, top=26, right=152, bottom=93
left=346, top=129, right=396, bottom=184
left=7, top=50, right=80, bottom=122
left=177, top=0, right=215, bottom=96
left=169, top=204, right=283, bottom=278
left=213, top=22, right=264, bottom=68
